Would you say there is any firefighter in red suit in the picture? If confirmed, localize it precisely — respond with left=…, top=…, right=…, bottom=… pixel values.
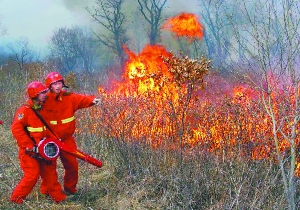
left=42, top=72, right=100, bottom=195
left=10, top=81, right=66, bottom=204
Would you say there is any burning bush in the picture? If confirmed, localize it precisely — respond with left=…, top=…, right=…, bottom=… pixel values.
left=78, top=48, right=300, bottom=176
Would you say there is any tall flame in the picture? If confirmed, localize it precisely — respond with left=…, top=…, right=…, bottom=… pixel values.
left=115, top=44, right=173, bottom=95
left=124, top=44, right=172, bottom=80
left=92, top=38, right=300, bottom=177
left=162, top=12, right=204, bottom=41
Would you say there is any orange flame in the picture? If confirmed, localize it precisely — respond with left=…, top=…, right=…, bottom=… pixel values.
left=94, top=46, right=300, bottom=177
left=162, top=12, right=204, bottom=41
left=232, top=85, right=258, bottom=106
left=111, top=44, right=173, bottom=95
left=124, top=44, right=172, bottom=80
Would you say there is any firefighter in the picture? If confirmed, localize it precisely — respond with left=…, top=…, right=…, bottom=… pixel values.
left=42, top=72, right=100, bottom=195
left=10, top=81, right=66, bottom=204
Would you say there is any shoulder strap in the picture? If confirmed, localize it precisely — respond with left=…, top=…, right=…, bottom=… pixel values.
left=30, top=107, right=60, bottom=140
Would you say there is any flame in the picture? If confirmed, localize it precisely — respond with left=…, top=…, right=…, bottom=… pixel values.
left=162, top=12, right=204, bottom=41
left=107, top=44, right=173, bottom=96
left=232, top=85, right=258, bottom=106
left=124, top=44, right=172, bottom=81
left=91, top=47, right=300, bottom=177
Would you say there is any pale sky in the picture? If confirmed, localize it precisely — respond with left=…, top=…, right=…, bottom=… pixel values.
left=0, top=0, right=92, bottom=51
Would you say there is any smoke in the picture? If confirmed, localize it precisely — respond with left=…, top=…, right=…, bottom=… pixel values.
left=166, top=0, right=200, bottom=15
left=61, top=0, right=96, bottom=27
left=61, top=0, right=200, bottom=27
left=61, top=0, right=92, bottom=11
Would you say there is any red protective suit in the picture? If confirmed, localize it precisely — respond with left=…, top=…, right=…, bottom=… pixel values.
left=42, top=90, right=95, bottom=194
left=10, top=100, right=66, bottom=204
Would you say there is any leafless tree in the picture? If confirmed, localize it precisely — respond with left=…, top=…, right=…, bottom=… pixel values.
left=50, top=27, right=80, bottom=73
left=73, top=27, right=99, bottom=73
left=0, top=16, right=7, bottom=54
left=137, top=0, right=167, bottom=45
left=0, top=15, right=7, bottom=36
left=197, top=0, right=235, bottom=72
left=7, top=37, right=34, bottom=70
left=50, top=26, right=99, bottom=73
left=86, top=0, right=128, bottom=69
left=228, top=0, right=300, bottom=209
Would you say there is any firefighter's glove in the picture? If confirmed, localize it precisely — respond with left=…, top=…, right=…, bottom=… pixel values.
left=25, top=146, right=38, bottom=153
left=92, top=98, right=101, bottom=106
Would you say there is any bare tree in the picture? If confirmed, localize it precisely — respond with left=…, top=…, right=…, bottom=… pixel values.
left=86, top=0, right=128, bottom=69
left=128, top=9, right=147, bottom=53
left=137, top=0, right=167, bottom=45
left=50, top=27, right=80, bottom=73
left=73, top=27, right=99, bottom=73
left=197, top=0, right=234, bottom=72
left=0, top=15, right=7, bottom=36
left=0, top=16, right=7, bottom=55
left=229, top=0, right=300, bottom=209
left=7, top=37, right=34, bottom=70
left=50, top=26, right=100, bottom=73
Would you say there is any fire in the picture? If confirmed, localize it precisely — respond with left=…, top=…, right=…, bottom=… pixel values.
left=119, top=44, right=172, bottom=95
left=86, top=34, right=300, bottom=177
left=86, top=70, right=300, bottom=176
left=162, top=12, right=204, bottom=41
left=232, top=85, right=258, bottom=106
left=124, top=44, right=172, bottom=80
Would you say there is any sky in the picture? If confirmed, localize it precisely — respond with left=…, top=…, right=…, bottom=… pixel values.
left=0, top=0, right=199, bottom=54
left=0, top=0, right=92, bottom=52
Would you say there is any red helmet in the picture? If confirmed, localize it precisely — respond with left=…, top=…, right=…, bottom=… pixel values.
left=45, top=72, right=65, bottom=88
left=27, top=81, right=48, bottom=99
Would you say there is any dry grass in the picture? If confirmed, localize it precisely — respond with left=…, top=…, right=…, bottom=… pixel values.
left=1, top=122, right=292, bottom=209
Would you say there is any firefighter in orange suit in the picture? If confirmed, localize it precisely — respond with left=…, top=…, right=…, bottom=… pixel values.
left=10, top=81, right=66, bottom=204
left=42, top=72, right=100, bottom=195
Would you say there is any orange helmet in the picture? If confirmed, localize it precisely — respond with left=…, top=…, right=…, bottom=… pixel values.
left=45, top=72, right=65, bottom=88
left=27, top=81, right=48, bottom=99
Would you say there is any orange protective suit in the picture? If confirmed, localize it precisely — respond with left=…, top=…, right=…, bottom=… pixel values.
left=10, top=100, right=66, bottom=204
left=42, top=90, right=95, bottom=194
